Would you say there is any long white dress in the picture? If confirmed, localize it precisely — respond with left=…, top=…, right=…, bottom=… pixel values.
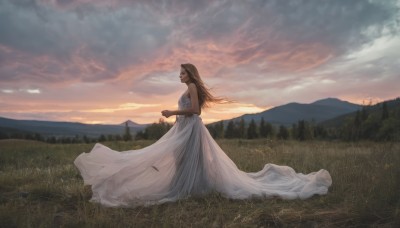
left=74, top=93, right=332, bottom=207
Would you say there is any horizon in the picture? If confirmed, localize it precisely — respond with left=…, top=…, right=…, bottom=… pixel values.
left=1, top=95, right=395, bottom=125
left=1, top=1, right=399, bottom=124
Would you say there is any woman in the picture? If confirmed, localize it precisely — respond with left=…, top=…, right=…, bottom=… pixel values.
left=74, top=63, right=332, bottom=207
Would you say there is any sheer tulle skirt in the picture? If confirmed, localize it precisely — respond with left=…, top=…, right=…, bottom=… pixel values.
left=74, top=115, right=332, bottom=207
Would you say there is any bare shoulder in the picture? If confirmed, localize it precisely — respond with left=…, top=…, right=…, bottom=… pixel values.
left=188, top=83, right=197, bottom=91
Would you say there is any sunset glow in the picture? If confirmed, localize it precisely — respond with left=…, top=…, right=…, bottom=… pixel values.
left=0, top=0, right=399, bottom=124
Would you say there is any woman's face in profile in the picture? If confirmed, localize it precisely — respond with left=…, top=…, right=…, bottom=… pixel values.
left=179, top=67, right=190, bottom=84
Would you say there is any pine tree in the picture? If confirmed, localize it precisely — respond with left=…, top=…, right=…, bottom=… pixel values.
left=82, top=135, right=89, bottom=143
left=382, top=102, right=389, bottom=120
left=259, top=117, right=267, bottom=138
left=123, top=121, right=132, bottom=141
left=209, top=121, right=224, bottom=139
left=297, top=121, right=304, bottom=140
left=217, top=121, right=224, bottom=139
left=247, top=119, right=258, bottom=139
left=265, top=122, right=274, bottom=139
left=239, top=118, right=245, bottom=138
left=134, top=131, right=147, bottom=140
left=0, top=132, right=8, bottom=140
left=107, top=134, right=114, bottom=141
left=297, top=120, right=313, bottom=140
left=313, top=125, right=327, bottom=139
left=98, top=134, right=106, bottom=142
left=354, top=110, right=361, bottom=127
left=73, top=135, right=80, bottom=143
left=34, top=133, right=43, bottom=142
left=115, top=134, right=122, bottom=141
left=352, top=110, right=362, bottom=140
left=225, top=120, right=235, bottom=138
left=361, top=106, right=369, bottom=121
left=291, top=124, right=297, bottom=139
left=277, top=125, right=289, bottom=140
left=49, top=136, right=57, bottom=144
left=206, top=125, right=217, bottom=139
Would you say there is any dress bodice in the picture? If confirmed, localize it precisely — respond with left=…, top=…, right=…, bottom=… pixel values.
left=177, top=92, right=200, bottom=121
left=178, top=93, right=191, bottom=110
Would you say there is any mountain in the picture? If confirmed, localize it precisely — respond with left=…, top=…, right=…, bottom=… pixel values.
left=214, top=98, right=362, bottom=126
left=0, top=117, right=147, bottom=138
left=311, top=98, right=360, bottom=110
left=120, top=120, right=142, bottom=128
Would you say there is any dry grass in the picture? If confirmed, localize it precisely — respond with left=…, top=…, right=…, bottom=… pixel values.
left=0, top=139, right=399, bottom=227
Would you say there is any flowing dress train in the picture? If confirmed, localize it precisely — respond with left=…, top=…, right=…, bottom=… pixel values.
left=74, top=93, right=332, bottom=207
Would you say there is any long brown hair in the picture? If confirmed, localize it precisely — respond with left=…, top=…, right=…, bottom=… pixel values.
left=181, top=63, right=229, bottom=109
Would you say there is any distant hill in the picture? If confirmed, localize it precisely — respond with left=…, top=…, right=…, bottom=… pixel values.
left=213, top=98, right=362, bottom=126
left=320, top=97, right=400, bottom=127
left=0, top=117, right=147, bottom=138
left=120, top=120, right=142, bottom=128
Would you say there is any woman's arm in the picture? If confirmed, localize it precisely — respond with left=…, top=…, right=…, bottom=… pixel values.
left=161, top=83, right=200, bottom=118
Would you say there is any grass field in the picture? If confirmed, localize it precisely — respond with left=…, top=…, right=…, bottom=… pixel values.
left=0, top=139, right=399, bottom=227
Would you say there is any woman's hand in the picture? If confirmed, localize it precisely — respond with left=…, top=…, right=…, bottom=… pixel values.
left=161, top=110, right=173, bottom=118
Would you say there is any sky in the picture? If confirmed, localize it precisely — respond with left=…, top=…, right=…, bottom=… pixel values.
left=0, top=0, right=399, bottom=124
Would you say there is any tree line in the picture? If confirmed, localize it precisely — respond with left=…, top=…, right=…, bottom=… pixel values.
left=0, top=131, right=129, bottom=144
left=0, top=119, right=173, bottom=143
left=1, top=100, right=398, bottom=143
left=206, top=100, right=400, bottom=141
left=206, top=118, right=314, bottom=141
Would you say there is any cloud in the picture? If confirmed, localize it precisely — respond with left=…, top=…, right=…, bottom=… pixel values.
left=0, top=0, right=172, bottom=85
left=1, top=0, right=398, bottom=85
left=0, top=0, right=399, bottom=123
left=86, top=102, right=160, bottom=113
left=26, top=89, right=41, bottom=94
left=1, top=89, right=14, bottom=94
